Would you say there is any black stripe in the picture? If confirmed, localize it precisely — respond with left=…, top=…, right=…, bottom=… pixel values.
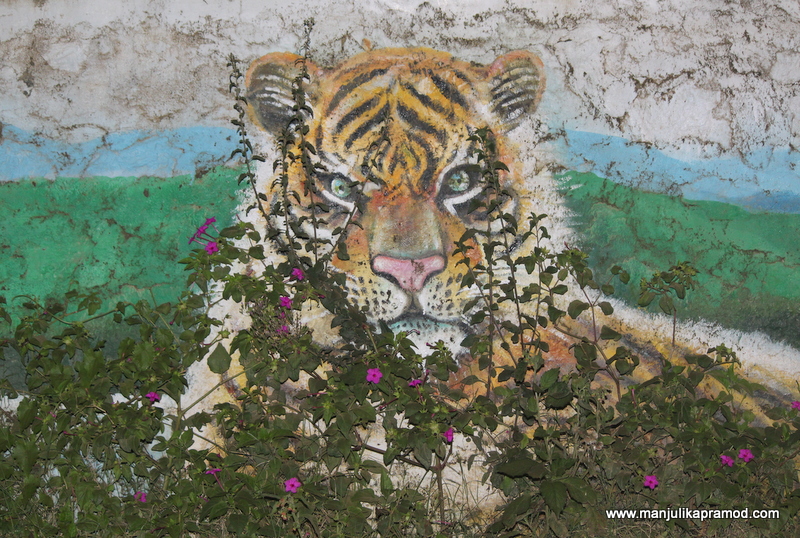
left=385, top=130, right=438, bottom=192
left=494, top=88, right=536, bottom=108
left=491, top=68, right=539, bottom=94
left=411, top=134, right=439, bottom=192
left=344, top=102, right=390, bottom=150
left=335, top=96, right=381, bottom=134
left=429, top=73, right=469, bottom=111
left=396, top=103, right=446, bottom=145
left=326, top=67, right=390, bottom=115
left=448, top=67, right=475, bottom=88
left=401, top=82, right=449, bottom=116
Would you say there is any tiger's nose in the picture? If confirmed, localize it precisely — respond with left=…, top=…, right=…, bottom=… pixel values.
left=371, top=255, right=446, bottom=293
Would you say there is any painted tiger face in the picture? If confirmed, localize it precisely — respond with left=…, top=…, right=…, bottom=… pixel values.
left=245, top=48, right=545, bottom=348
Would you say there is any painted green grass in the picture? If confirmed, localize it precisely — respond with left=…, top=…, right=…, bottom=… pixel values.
left=2, top=167, right=798, bottom=385
left=0, top=167, right=245, bottom=387
left=0, top=167, right=246, bottom=386
left=1, top=167, right=244, bottom=317
left=558, top=171, right=800, bottom=348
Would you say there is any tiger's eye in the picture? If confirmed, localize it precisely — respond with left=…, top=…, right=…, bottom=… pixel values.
left=330, top=176, right=352, bottom=198
left=447, top=170, right=471, bottom=192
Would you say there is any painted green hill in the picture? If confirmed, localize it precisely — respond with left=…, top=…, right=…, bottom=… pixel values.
left=2, top=168, right=798, bottom=388
left=1, top=167, right=244, bottom=314
left=558, top=171, right=800, bottom=348
left=0, top=167, right=245, bottom=386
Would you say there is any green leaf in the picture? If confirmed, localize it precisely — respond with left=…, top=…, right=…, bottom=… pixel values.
left=561, top=476, right=597, bottom=504
left=599, top=325, right=622, bottom=341
left=336, top=242, right=349, bottom=261
left=412, top=437, right=432, bottom=469
left=383, top=447, right=400, bottom=465
left=638, top=290, right=655, bottom=307
left=462, top=297, right=481, bottom=313
left=540, top=479, right=568, bottom=514
left=567, top=300, right=590, bottom=319
left=352, top=488, right=380, bottom=504
left=547, top=306, right=564, bottom=323
left=547, top=512, right=568, bottom=538
left=309, top=376, right=327, bottom=393
left=353, top=404, right=376, bottom=423
left=501, top=493, right=532, bottom=527
left=227, top=514, right=248, bottom=534
left=539, top=368, right=559, bottom=390
left=200, top=497, right=229, bottom=520
left=493, top=160, right=509, bottom=172
left=17, top=398, right=37, bottom=430
left=15, top=439, right=39, bottom=474
left=248, top=246, right=265, bottom=260
left=615, top=359, right=633, bottom=375
left=544, top=382, right=573, bottom=409
left=551, top=284, right=568, bottom=295
left=20, top=474, right=40, bottom=504
left=496, top=457, right=546, bottom=479
left=672, top=282, right=686, bottom=299
left=207, top=344, right=232, bottom=374
left=658, top=294, right=674, bottom=314
left=133, top=341, right=155, bottom=369
left=598, top=301, right=614, bottom=315
left=380, top=470, right=394, bottom=495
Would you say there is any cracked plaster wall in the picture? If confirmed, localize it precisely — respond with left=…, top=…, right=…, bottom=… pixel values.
left=1, top=0, right=798, bottom=160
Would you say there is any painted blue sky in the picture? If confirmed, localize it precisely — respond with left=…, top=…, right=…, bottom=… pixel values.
left=0, top=126, right=238, bottom=181
left=554, top=131, right=800, bottom=213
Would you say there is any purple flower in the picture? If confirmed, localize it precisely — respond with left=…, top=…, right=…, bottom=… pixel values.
left=720, top=454, right=734, bottom=467
left=408, top=379, right=423, bottom=387
left=205, top=468, right=221, bottom=476
left=189, top=226, right=208, bottom=245
left=791, top=401, right=800, bottom=411
left=279, top=296, right=293, bottom=309
left=134, top=491, right=147, bottom=503
left=366, top=367, right=383, bottom=384
left=738, top=449, right=754, bottom=463
left=442, top=427, right=454, bottom=443
left=284, top=477, right=301, bottom=493
left=144, top=392, right=160, bottom=403
left=205, top=241, right=219, bottom=254
left=277, top=325, right=290, bottom=335
left=291, top=267, right=305, bottom=281
left=643, top=475, right=659, bottom=490
left=189, top=218, right=218, bottom=244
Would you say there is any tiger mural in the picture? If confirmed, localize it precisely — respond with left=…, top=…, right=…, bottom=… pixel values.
left=219, top=46, right=797, bottom=412
left=242, top=47, right=551, bottom=361
left=178, top=46, right=798, bottom=525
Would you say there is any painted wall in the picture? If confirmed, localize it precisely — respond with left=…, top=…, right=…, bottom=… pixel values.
left=1, top=0, right=799, bottom=394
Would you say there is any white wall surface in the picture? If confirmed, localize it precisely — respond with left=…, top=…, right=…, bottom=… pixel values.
left=2, top=0, right=798, bottom=159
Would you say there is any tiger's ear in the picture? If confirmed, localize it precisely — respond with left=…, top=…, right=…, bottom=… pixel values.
left=484, top=51, right=546, bottom=131
left=245, top=52, right=323, bottom=135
